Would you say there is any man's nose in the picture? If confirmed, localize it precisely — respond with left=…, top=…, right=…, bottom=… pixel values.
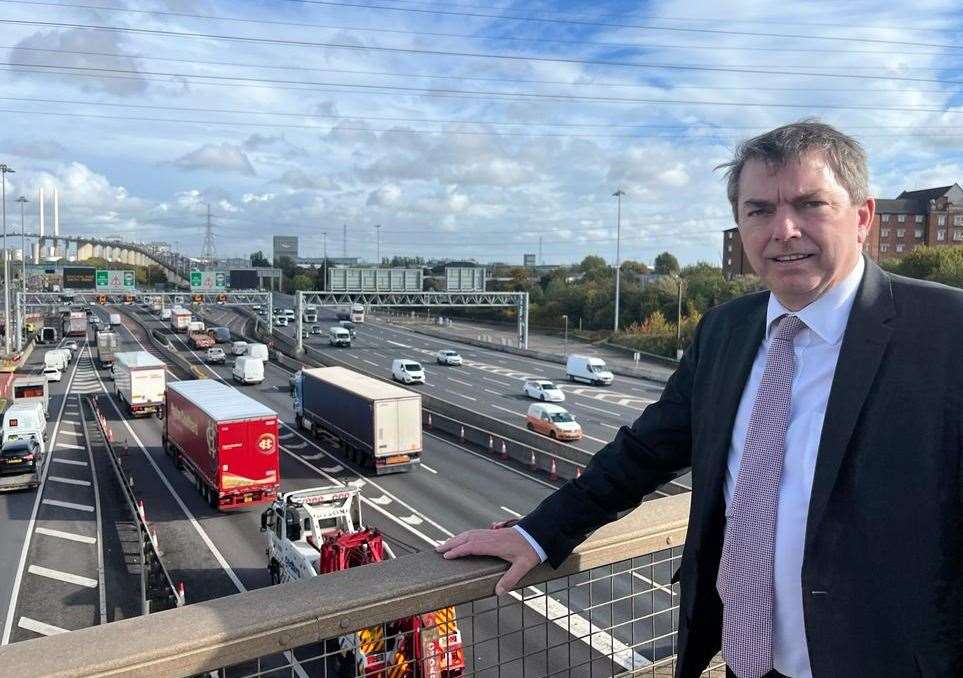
left=771, top=206, right=802, bottom=241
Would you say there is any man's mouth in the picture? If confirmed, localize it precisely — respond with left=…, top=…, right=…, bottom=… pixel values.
left=771, top=253, right=814, bottom=263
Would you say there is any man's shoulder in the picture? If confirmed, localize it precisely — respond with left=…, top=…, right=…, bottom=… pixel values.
left=700, top=289, right=769, bottom=331
left=885, top=270, right=963, bottom=317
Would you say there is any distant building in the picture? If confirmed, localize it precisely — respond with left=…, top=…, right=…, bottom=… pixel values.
left=523, top=253, right=536, bottom=268
left=722, top=183, right=963, bottom=277
left=272, top=235, right=299, bottom=263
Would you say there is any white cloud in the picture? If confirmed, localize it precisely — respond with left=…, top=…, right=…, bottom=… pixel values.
left=174, top=144, right=256, bottom=176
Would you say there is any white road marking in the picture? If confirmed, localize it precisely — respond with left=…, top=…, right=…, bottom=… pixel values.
left=400, top=514, right=424, bottom=525
left=599, top=422, right=621, bottom=430
left=28, top=565, right=98, bottom=588
left=450, top=392, right=477, bottom=402
left=17, top=617, right=69, bottom=637
left=347, top=479, right=366, bottom=488
left=420, top=463, right=438, bottom=474
left=491, top=404, right=523, bottom=418
left=362, top=359, right=378, bottom=367
left=42, top=498, right=95, bottom=512
left=567, top=401, right=622, bottom=417
left=581, top=433, right=609, bottom=444
left=59, top=429, right=82, bottom=437
left=483, top=388, right=502, bottom=396
left=47, top=476, right=91, bottom=487
left=56, top=443, right=85, bottom=450
left=482, top=376, right=511, bottom=387
left=501, top=506, right=522, bottom=517
left=386, top=340, right=410, bottom=348
left=369, top=495, right=392, bottom=506
left=321, top=465, right=343, bottom=473
left=447, top=376, right=473, bottom=387
left=35, top=527, right=96, bottom=544
left=51, top=458, right=88, bottom=467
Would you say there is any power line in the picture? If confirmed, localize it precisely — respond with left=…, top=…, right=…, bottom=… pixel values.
left=0, top=0, right=952, bottom=59
left=3, top=18, right=963, bottom=84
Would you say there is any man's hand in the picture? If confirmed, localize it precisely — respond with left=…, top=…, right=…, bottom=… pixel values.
left=436, top=526, right=541, bottom=595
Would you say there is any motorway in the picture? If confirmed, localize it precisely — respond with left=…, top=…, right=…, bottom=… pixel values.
left=0, top=301, right=683, bottom=673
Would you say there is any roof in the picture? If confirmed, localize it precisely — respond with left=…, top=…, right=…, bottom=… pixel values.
left=875, top=198, right=923, bottom=214
left=304, top=366, right=419, bottom=401
left=168, top=380, right=277, bottom=421
left=896, top=185, right=956, bottom=202
left=114, top=351, right=165, bottom=368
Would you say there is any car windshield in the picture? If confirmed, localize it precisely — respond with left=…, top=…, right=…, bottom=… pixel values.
left=404, top=363, right=421, bottom=371
left=443, top=351, right=456, bottom=356
left=540, top=382, right=557, bottom=390
left=549, top=412, right=575, bottom=423
left=2, top=440, right=32, bottom=455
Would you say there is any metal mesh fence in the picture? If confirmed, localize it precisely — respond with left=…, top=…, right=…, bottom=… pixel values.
left=211, top=547, right=725, bottom=678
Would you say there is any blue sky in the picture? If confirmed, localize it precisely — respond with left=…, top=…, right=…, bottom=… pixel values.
left=2, top=0, right=963, bottom=266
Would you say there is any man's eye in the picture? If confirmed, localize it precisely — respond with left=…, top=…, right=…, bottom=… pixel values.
left=804, top=201, right=827, bottom=208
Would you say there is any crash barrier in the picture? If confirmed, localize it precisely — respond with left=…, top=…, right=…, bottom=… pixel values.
left=86, top=394, right=183, bottom=614
left=262, top=327, right=593, bottom=481
left=395, top=321, right=674, bottom=384
left=0, top=493, right=719, bottom=678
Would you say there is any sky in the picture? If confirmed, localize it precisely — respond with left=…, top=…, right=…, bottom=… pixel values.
left=2, top=0, right=963, bottom=267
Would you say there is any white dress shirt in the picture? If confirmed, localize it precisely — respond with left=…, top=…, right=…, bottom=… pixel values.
left=724, top=255, right=864, bottom=677
left=515, top=256, right=865, bottom=678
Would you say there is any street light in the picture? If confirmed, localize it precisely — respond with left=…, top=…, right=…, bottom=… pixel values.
left=375, top=224, right=382, bottom=266
left=562, top=314, right=569, bottom=356
left=16, top=195, right=27, bottom=352
left=674, top=275, right=686, bottom=360
left=612, top=188, right=625, bottom=333
left=321, top=231, right=327, bottom=291
left=0, top=163, right=15, bottom=355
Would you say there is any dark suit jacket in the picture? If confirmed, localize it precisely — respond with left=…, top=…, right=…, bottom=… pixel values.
left=519, top=260, right=963, bottom=677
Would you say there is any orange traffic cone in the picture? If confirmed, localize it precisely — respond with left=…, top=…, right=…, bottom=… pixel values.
left=488, top=435, right=494, bottom=452
left=576, top=466, right=582, bottom=479
left=500, top=441, right=508, bottom=460
left=427, top=413, right=432, bottom=429
left=548, top=458, right=558, bottom=481
left=529, top=450, right=537, bottom=471
left=178, top=581, right=186, bottom=604
left=460, top=426, right=465, bottom=442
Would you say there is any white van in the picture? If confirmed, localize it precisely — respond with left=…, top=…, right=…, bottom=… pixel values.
left=246, top=343, right=269, bottom=361
left=3, top=401, right=48, bottom=452
left=160, top=308, right=172, bottom=321
left=231, top=340, right=249, bottom=356
left=392, top=359, right=425, bottom=385
left=43, top=349, right=68, bottom=371
left=57, top=347, right=72, bottom=365
left=328, top=327, right=351, bottom=347
left=566, top=355, right=614, bottom=386
left=233, top=356, right=264, bottom=384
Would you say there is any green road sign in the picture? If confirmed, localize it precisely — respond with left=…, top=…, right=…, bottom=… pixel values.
left=95, top=270, right=109, bottom=288
left=96, top=269, right=136, bottom=291
left=190, top=270, right=226, bottom=291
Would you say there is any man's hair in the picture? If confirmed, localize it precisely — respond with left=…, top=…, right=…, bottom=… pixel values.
left=718, top=119, right=869, bottom=221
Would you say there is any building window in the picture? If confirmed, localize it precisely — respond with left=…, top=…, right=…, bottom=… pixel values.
left=881, top=228, right=889, bottom=237
left=955, top=229, right=963, bottom=241
left=939, top=215, right=947, bottom=226
left=727, top=257, right=732, bottom=266
left=881, top=244, right=890, bottom=253
left=881, top=214, right=890, bottom=222
left=955, top=216, right=963, bottom=226
left=896, top=244, right=904, bottom=253
left=915, top=215, right=924, bottom=223
left=727, top=244, right=732, bottom=253
left=938, top=229, right=947, bottom=241
left=915, top=228, right=924, bottom=238
left=897, top=214, right=906, bottom=223
left=896, top=229, right=905, bottom=237
left=727, top=231, right=732, bottom=240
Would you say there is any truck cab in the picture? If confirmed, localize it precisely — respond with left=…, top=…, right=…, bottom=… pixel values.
left=261, top=486, right=364, bottom=584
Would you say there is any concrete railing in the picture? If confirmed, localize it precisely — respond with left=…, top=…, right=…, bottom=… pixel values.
left=0, top=493, right=693, bottom=677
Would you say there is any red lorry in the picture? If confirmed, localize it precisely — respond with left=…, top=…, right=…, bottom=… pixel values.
left=163, top=380, right=280, bottom=510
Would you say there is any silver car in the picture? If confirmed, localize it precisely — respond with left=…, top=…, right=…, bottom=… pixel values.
left=436, top=349, right=463, bottom=366
left=523, top=380, right=565, bottom=402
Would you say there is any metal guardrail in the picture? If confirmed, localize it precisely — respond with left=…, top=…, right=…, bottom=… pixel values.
left=0, top=494, right=704, bottom=677
left=85, top=394, right=183, bottom=614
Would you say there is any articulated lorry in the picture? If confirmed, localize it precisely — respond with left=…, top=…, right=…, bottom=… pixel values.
left=114, top=351, right=166, bottom=416
left=164, top=380, right=280, bottom=510
left=96, top=331, right=118, bottom=367
left=262, top=486, right=464, bottom=678
left=63, top=310, right=87, bottom=337
left=293, top=366, right=421, bottom=474
left=170, top=306, right=192, bottom=333
left=188, top=320, right=215, bottom=349
left=12, top=376, right=48, bottom=416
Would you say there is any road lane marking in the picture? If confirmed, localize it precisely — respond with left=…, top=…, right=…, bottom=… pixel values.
left=447, top=376, right=473, bottom=387
left=599, top=422, right=621, bottom=430
left=501, top=506, right=522, bottom=517
left=28, top=565, right=98, bottom=588
left=321, top=465, right=343, bottom=473
left=17, top=617, right=69, bottom=636
left=60, top=429, right=82, bottom=437
left=48, top=476, right=91, bottom=487
left=483, top=388, right=502, bottom=396
left=491, top=404, right=523, bottom=418
left=369, top=495, right=392, bottom=506
left=400, top=514, right=424, bottom=525
left=566, top=401, right=622, bottom=417
left=450, top=392, right=477, bottom=402
left=386, top=340, right=410, bottom=348
left=420, top=463, right=437, bottom=474
left=42, top=498, right=95, bottom=512
left=56, top=443, right=85, bottom=450
left=362, top=359, right=378, bottom=366
left=51, top=458, right=88, bottom=467
left=482, top=376, right=511, bottom=386
left=35, top=527, right=96, bottom=544
left=581, top=433, right=609, bottom=445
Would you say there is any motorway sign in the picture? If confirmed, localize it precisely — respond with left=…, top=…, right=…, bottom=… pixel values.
left=190, top=270, right=226, bottom=291
left=95, top=269, right=135, bottom=291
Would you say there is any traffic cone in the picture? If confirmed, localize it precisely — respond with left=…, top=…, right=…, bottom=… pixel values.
left=549, top=458, right=558, bottom=481
left=529, top=450, right=537, bottom=471
left=460, top=426, right=465, bottom=442
left=178, top=581, right=186, bottom=605
left=488, top=435, right=494, bottom=452
left=500, top=441, right=508, bottom=460
left=427, top=413, right=432, bottom=429
left=137, top=500, right=145, bottom=521
left=576, top=466, right=582, bottom=479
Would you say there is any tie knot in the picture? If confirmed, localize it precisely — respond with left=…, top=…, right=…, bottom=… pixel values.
left=773, top=314, right=805, bottom=342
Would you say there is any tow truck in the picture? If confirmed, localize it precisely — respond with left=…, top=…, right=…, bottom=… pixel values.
left=261, top=486, right=465, bottom=678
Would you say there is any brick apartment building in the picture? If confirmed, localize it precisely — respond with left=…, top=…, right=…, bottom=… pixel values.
left=722, top=184, right=963, bottom=278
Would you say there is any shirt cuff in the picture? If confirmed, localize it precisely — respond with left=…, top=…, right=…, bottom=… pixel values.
left=513, top=525, right=547, bottom=563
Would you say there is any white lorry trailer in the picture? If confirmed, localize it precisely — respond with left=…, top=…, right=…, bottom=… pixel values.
left=114, top=351, right=166, bottom=416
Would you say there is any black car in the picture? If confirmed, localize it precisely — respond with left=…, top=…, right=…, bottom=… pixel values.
left=1, top=438, right=42, bottom=476
left=339, top=321, right=357, bottom=338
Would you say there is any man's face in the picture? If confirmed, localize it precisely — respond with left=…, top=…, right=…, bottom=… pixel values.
left=736, top=153, right=874, bottom=311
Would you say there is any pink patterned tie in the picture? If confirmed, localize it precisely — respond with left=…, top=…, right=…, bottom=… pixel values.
left=717, top=314, right=805, bottom=678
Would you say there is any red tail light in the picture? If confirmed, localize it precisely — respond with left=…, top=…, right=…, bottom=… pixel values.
left=21, top=454, right=34, bottom=461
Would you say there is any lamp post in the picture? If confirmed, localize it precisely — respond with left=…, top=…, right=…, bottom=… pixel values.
left=375, top=224, right=382, bottom=266
left=612, top=188, right=625, bottom=333
left=675, top=275, right=686, bottom=360
left=321, top=231, right=327, bottom=291
left=0, top=164, right=15, bottom=356
left=16, top=195, right=27, bottom=352
left=562, top=314, right=569, bottom=356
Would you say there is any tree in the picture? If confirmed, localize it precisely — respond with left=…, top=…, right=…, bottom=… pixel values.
left=579, top=255, right=608, bottom=275
left=289, top=274, right=315, bottom=292
left=250, top=250, right=270, bottom=267
left=654, top=251, right=680, bottom=275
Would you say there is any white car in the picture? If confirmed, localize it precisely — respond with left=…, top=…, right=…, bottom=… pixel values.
left=436, top=349, right=463, bottom=366
left=206, top=347, right=226, bottom=364
left=523, top=380, right=565, bottom=402
left=276, top=317, right=288, bottom=327
left=42, top=366, right=62, bottom=382
left=65, top=341, right=78, bottom=352
left=392, top=359, right=425, bottom=384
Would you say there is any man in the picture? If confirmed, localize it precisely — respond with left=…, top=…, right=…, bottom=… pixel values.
left=438, top=121, right=963, bottom=677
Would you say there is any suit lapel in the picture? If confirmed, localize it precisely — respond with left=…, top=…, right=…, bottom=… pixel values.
left=805, top=260, right=895, bottom=550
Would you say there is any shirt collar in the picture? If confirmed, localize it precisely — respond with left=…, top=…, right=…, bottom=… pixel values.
left=765, top=254, right=865, bottom=345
